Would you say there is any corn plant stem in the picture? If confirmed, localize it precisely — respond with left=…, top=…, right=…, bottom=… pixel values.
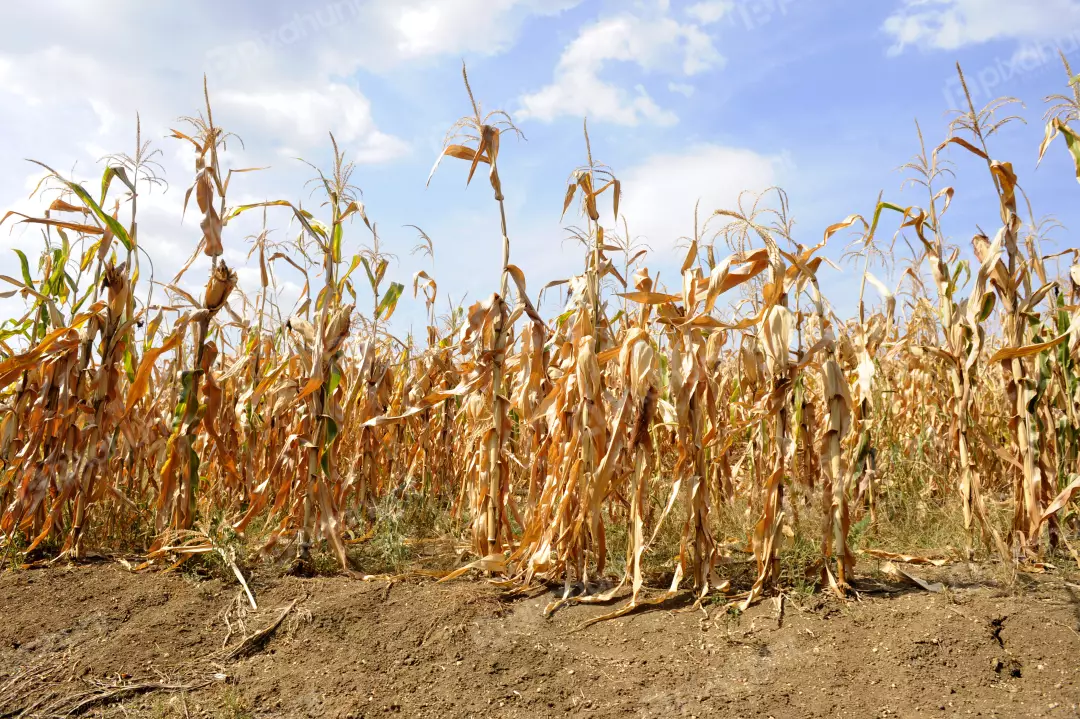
left=488, top=188, right=511, bottom=551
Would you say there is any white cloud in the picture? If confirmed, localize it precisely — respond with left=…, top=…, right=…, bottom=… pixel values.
left=0, top=0, right=578, bottom=326
left=0, top=46, right=110, bottom=107
left=219, top=84, right=410, bottom=162
left=388, top=0, right=581, bottom=60
left=620, top=144, right=787, bottom=250
left=0, top=30, right=405, bottom=171
left=202, top=0, right=582, bottom=79
left=686, top=1, right=734, bottom=25
left=518, top=2, right=723, bottom=126
left=0, top=0, right=578, bottom=173
left=668, top=82, right=696, bottom=97
left=884, top=0, right=1080, bottom=54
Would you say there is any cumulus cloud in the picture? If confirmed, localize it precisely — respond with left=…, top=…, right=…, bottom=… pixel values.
left=0, top=0, right=580, bottom=322
left=668, top=82, right=696, bottom=97
left=0, top=5, right=417, bottom=184
left=686, top=1, right=734, bottom=25
left=387, top=0, right=581, bottom=60
left=203, top=0, right=582, bottom=79
left=619, top=144, right=787, bottom=251
left=0, top=0, right=579, bottom=172
left=883, top=0, right=1080, bottom=54
left=518, top=2, right=723, bottom=126
left=218, top=84, right=410, bottom=163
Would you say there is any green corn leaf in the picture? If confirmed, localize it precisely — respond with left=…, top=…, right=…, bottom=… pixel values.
left=225, top=200, right=323, bottom=241
left=376, top=282, right=405, bottom=321
left=374, top=259, right=388, bottom=288
left=124, top=346, right=136, bottom=383
left=977, top=292, right=996, bottom=322
left=323, top=414, right=340, bottom=446
left=29, top=161, right=132, bottom=251
left=339, top=254, right=363, bottom=290
left=319, top=415, right=340, bottom=477
left=361, top=257, right=377, bottom=292
left=13, top=249, right=34, bottom=289
left=101, top=165, right=136, bottom=205
left=0, top=318, right=33, bottom=343
left=331, top=221, right=343, bottom=263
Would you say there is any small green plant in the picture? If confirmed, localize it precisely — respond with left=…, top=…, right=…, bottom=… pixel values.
left=218, top=688, right=253, bottom=719
left=778, top=534, right=821, bottom=596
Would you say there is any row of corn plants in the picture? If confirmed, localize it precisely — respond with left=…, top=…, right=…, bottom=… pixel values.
left=1, top=64, right=1079, bottom=609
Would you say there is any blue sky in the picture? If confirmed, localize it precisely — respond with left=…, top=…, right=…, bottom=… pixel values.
left=2, top=0, right=1080, bottom=338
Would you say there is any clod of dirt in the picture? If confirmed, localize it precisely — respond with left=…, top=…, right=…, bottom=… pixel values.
left=992, top=656, right=1023, bottom=678
left=989, top=615, right=1007, bottom=648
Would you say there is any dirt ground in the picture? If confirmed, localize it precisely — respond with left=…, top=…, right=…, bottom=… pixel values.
left=1, top=561, right=1078, bottom=719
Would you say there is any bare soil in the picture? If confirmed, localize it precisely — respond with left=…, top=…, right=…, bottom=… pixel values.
left=1, top=562, right=1079, bottom=718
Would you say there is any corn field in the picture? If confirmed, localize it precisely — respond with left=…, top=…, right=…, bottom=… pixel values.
left=1, top=63, right=1080, bottom=614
